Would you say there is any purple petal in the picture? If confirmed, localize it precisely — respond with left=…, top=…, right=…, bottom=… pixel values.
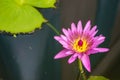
left=62, top=28, right=73, bottom=42
left=81, top=54, right=91, bottom=72
left=60, top=35, right=68, bottom=42
left=83, top=20, right=91, bottom=33
left=68, top=53, right=78, bottom=64
left=67, top=28, right=74, bottom=41
left=89, top=25, right=97, bottom=35
left=62, top=28, right=69, bottom=38
left=87, top=49, right=99, bottom=55
left=62, top=45, right=71, bottom=50
left=91, top=30, right=98, bottom=37
left=59, top=40, right=68, bottom=46
left=66, top=51, right=74, bottom=55
left=78, top=54, right=83, bottom=59
left=92, top=36, right=105, bottom=47
left=97, top=35, right=105, bottom=41
left=97, top=37, right=105, bottom=43
left=54, top=36, right=69, bottom=48
left=54, top=36, right=62, bottom=41
left=77, top=20, right=83, bottom=34
left=71, top=23, right=77, bottom=33
left=54, top=49, right=71, bottom=59
left=93, top=39, right=105, bottom=48
left=54, top=35, right=71, bottom=49
left=93, top=48, right=109, bottom=53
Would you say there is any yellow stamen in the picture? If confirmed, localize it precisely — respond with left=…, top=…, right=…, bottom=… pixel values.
left=73, top=38, right=88, bottom=53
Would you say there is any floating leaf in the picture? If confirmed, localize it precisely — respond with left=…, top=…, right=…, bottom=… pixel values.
left=0, top=0, right=56, bottom=34
left=88, top=76, right=109, bottom=80
left=19, top=0, right=56, bottom=8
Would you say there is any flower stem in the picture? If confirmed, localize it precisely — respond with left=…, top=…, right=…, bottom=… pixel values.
left=46, top=22, right=60, bottom=35
left=78, top=59, right=87, bottom=80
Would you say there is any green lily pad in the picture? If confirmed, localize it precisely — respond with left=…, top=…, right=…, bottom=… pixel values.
left=88, top=76, right=109, bottom=80
left=0, top=0, right=56, bottom=34
left=17, top=0, right=56, bottom=8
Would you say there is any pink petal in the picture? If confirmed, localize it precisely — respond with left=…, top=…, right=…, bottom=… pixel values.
left=67, top=28, right=74, bottom=41
left=93, top=39, right=105, bottom=48
left=66, top=51, right=74, bottom=55
left=97, top=35, right=105, bottom=41
left=68, top=28, right=72, bottom=34
left=91, top=30, right=98, bottom=37
left=68, top=53, right=78, bottom=64
left=54, top=36, right=70, bottom=48
left=62, top=45, right=71, bottom=50
left=54, top=49, right=71, bottom=59
left=71, top=22, right=77, bottom=33
left=62, top=28, right=69, bottom=38
left=78, top=54, right=83, bottom=59
left=92, top=36, right=105, bottom=47
left=77, top=20, right=83, bottom=34
left=59, top=40, right=68, bottom=46
left=87, top=49, right=99, bottom=55
left=62, top=28, right=73, bottom=42
left=97, top=37, right=105, bottom=43
left=60, top=35, right=68, bottom=42
left=89, top=25, right=97, bottom=35
left=54, top=36, right=71, bottom=49
left=93, top=48, right=109, bottom=53
left=55, top=35, right=68, bottom=43
left=81, top=54, right=91, bottom=72
left=54, top=36, right=62, bottom=41
left=83, top=20, right=91, bottom=33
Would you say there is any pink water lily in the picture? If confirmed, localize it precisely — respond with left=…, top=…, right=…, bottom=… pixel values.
left=54, top=20, right=109, bottom=72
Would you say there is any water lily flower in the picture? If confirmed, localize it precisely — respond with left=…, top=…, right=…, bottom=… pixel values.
left=54, top=20, right=109, bottom=72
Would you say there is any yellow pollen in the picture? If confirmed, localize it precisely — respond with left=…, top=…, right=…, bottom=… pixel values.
left=73, top=38, right=88, bottom=53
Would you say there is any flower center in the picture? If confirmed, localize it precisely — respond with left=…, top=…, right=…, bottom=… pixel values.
left=73, top=38, right=88, bottom=53
left=78, top=40, right=83, bottom=46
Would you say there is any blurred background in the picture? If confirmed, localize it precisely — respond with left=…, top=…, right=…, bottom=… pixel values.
left=0, top=0, right=120, bottom=80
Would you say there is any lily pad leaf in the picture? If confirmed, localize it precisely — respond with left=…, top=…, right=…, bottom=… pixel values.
left=88, top=76, right=109, bottom=80
left=20, top=0, right=56, bottom=8
left=0, top=0, right=56, bottom=34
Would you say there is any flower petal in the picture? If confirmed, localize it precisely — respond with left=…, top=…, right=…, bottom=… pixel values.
left=54, top=36, right=70, bottom=48
left=93, top=48, right=109, bottom=53
left=89, top=25, right=97, bottom=35
left=93, top=40, right=105, bottom=48
left=91, top=30, right=98, bottom=37
left=68, top=53, right=78, bottom=64
left=83, top=20, right=91, bottom=33
left=92, top=35, right=105, bottom=47
left=96, top=35, right=105, bottom=41
left=87, top=49, right=99, bottom=55
left=78, top=54, right=83, bottom=59
left=77, top=20, right=83, bottom=34
left=60, top=35, right=68, bottom=42
left=54, top=36, right=62, bottom=41
left=66, top=50, right=74, bottom=55
left=54, top=49, right=71, bottom=59
left=71, top=22, right=77, bottom=33
left=81, top=54, right=91, bottom=72
left=62, top=28, right=69, bottom=36
left=66, top=28, right=73, bottom=41
left=58, top=40, right=68, bottom=46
